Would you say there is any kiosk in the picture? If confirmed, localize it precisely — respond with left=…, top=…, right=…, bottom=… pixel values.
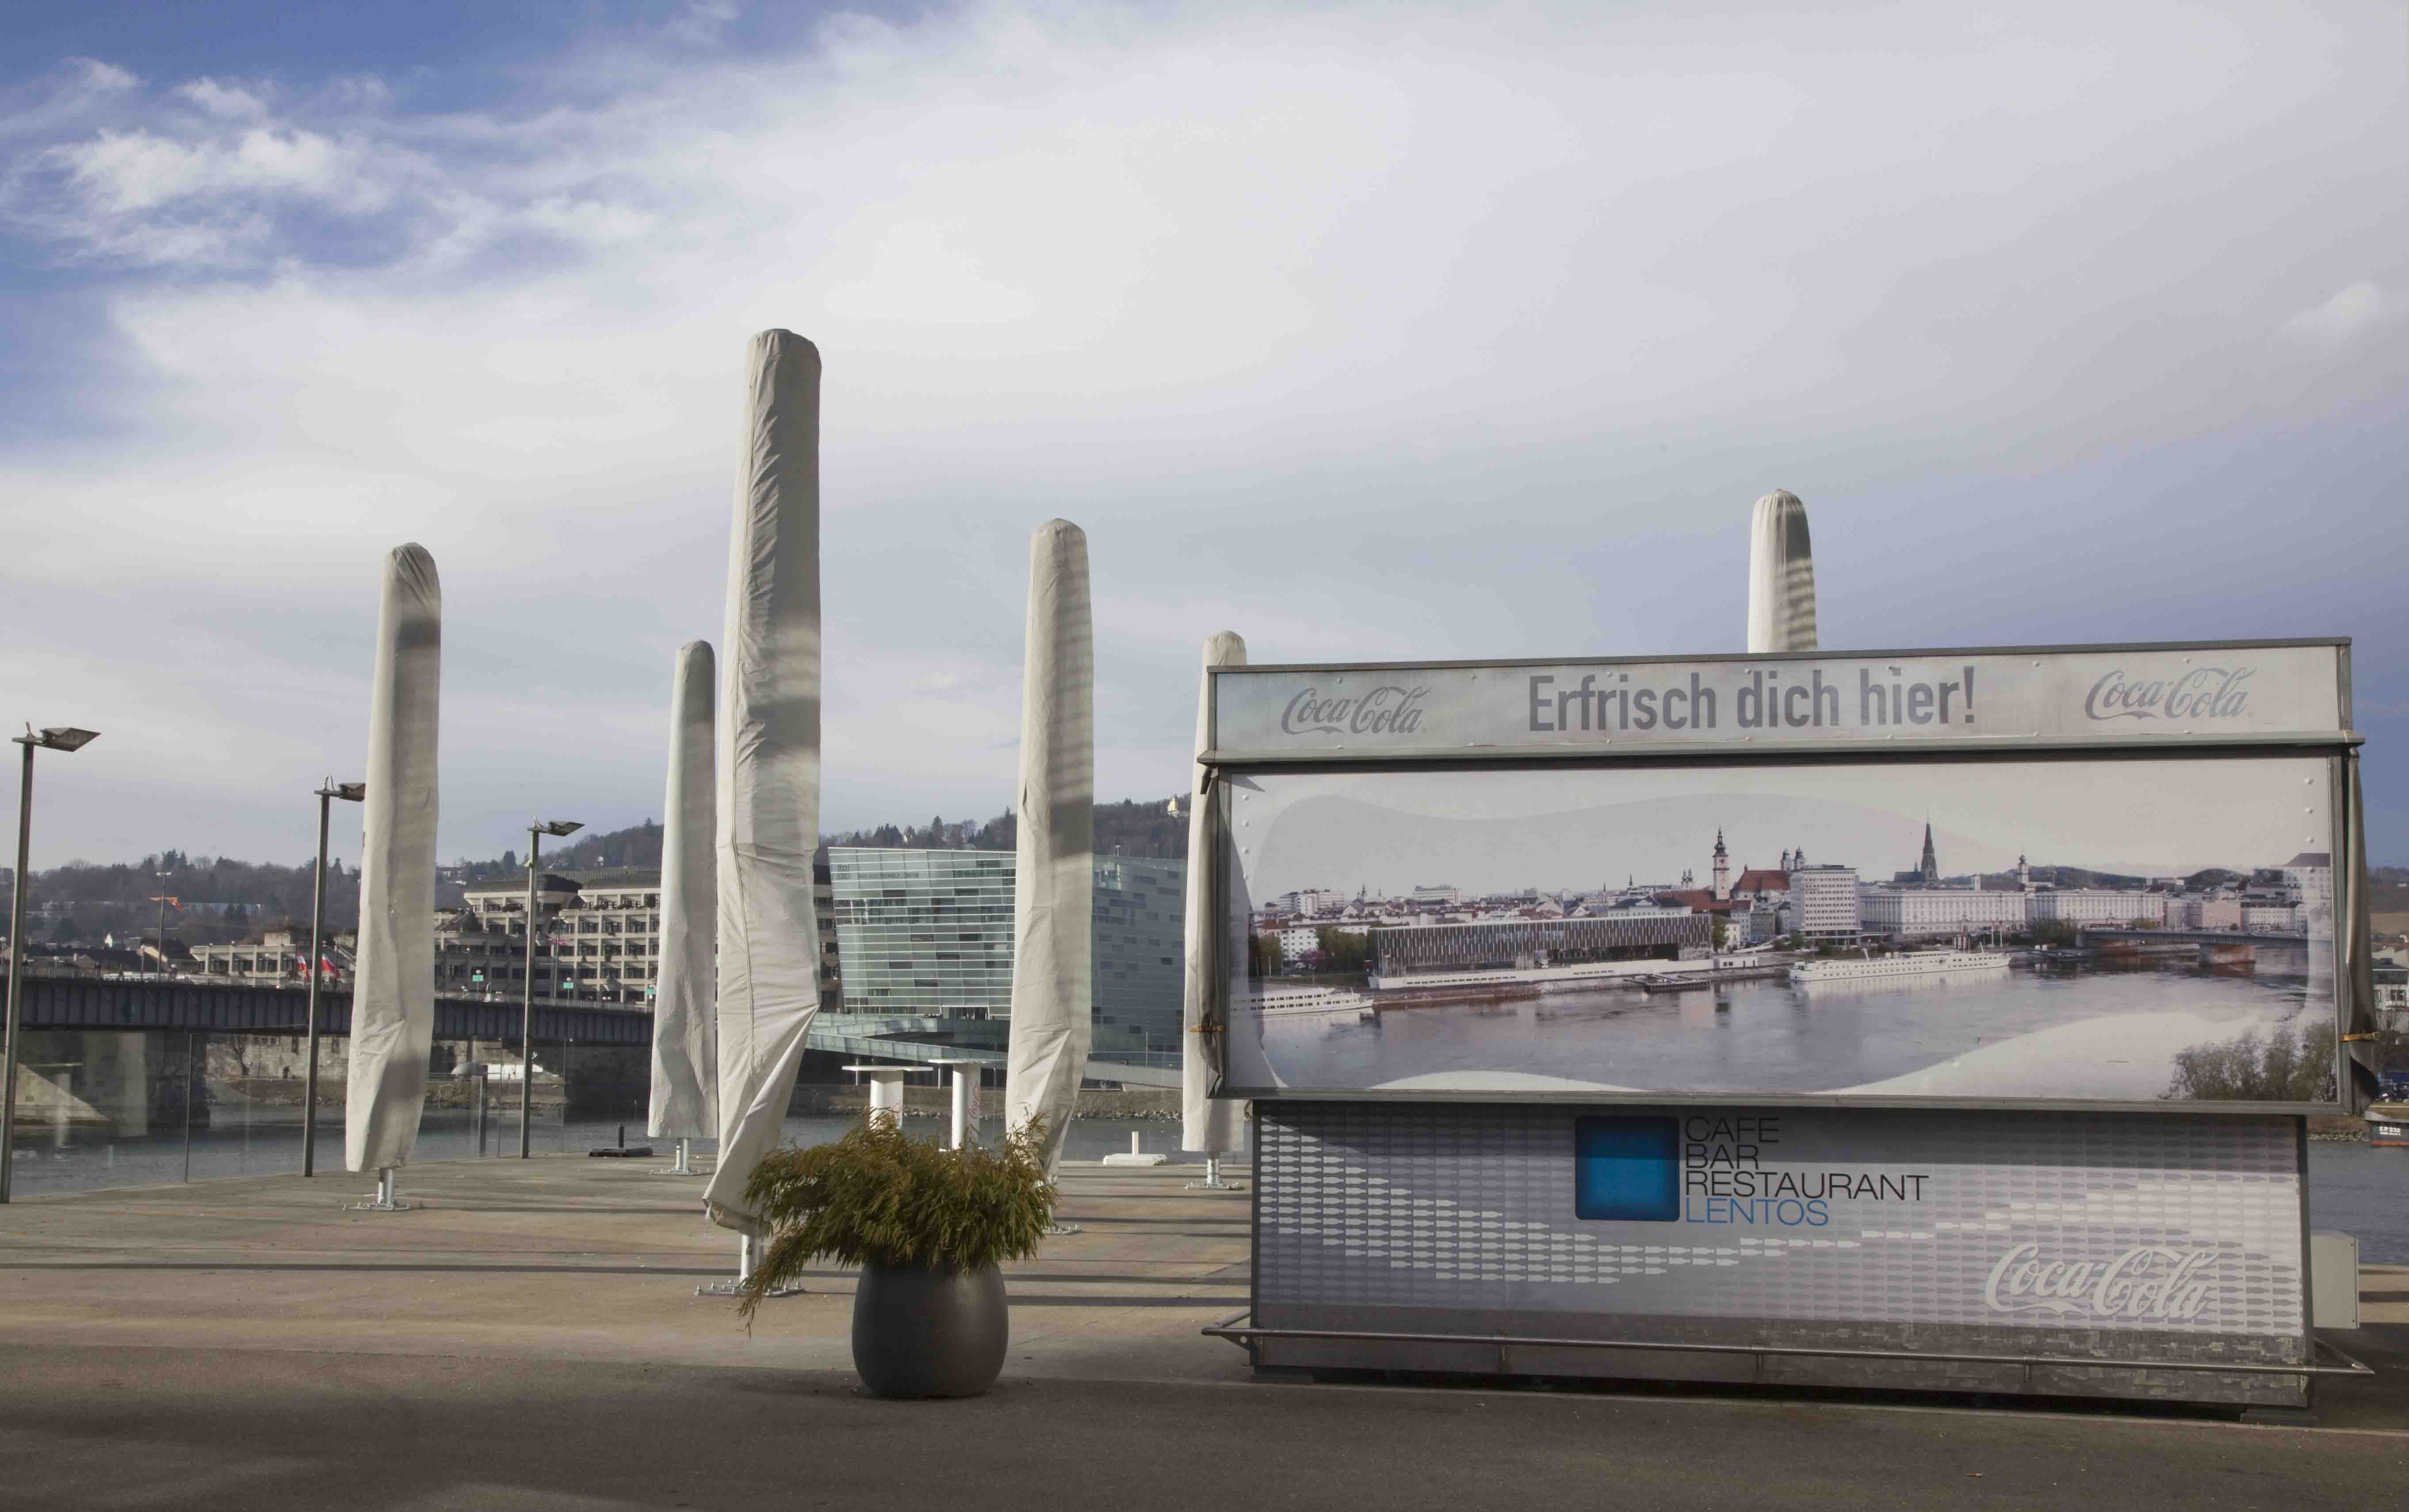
left=1197, top=639, right=2378, bottom=1408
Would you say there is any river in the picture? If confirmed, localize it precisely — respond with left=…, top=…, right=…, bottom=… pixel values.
left=1239, top=956, right=2327, bottom=1100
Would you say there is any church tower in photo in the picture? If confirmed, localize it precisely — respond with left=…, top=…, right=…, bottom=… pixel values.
left=1712, top=829, right=1731, bottom=901
left=1918, top=822, right=1939, bottom=884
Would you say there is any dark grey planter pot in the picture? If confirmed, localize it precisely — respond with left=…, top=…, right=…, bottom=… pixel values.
left=851, top=1260, right=1009, bottom=1398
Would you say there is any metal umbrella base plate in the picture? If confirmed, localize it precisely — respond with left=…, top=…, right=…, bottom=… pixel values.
left=346, top=1170, right=416, bottom=1213
left=695, top=1278, right=803, bottom=1298
left=694, top=1236, right=801, bottom=1297
left=1044, top=1221, right=1083, bottom=1237
left=1185, top=1156, right=1240, bottom=1191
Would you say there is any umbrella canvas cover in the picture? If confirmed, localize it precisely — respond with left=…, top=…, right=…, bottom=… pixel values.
left=346, top=544, right=441, bottom=1173
left=649, top=640, right=718, bottom=1140
left=702, top=332, right=825, bottom=1235
left=1746, top=489, right=1818, bottom=654
left=1181, top=631, right=1246, bottom=1153
left=1003, top=519, right=1094, bottom=1175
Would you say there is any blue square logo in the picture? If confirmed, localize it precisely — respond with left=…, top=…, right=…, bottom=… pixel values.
left=1574, top=1116, right=1679, bottom=1222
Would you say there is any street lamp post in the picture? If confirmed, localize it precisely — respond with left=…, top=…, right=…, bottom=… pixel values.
left=149, top=876, right=173, bottom=979
left=3, top=725, right=99, bottom=1205
left=519, top=818, right=582, bottom=1158
left=300, top=780, right=366, bottom=1178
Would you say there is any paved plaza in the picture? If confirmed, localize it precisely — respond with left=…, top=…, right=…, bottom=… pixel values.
left=1, top=1155, right=2405, bottom=1509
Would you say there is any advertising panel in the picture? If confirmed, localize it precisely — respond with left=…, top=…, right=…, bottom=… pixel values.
left=1252, top=1101, right=2310, bottom=1404
left=1221, top=753, right=2343, bottom=1107
left=1210, top=640, right=2348, bottom=758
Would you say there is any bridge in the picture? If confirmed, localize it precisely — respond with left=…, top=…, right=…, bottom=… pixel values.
left=14, top=973, right=654, bottom=1046
left=802, top=1014, right=1181, bottom=1088
left=11, top=974, right=1185, bottom=1087
left=2081, top=928, right=2313, bottom=947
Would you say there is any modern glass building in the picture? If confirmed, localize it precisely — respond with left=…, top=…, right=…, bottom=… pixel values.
left=829, top=848, right=1187, bottom=1052
left=1090, top=855, right=1187, bottom=1051
left=829, top=849, right=1016, bottom=1017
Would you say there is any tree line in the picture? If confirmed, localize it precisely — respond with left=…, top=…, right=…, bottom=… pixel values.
left=4, top=796, right=1186, bottom=946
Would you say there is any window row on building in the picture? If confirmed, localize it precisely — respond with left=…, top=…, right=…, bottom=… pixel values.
left=829, top=848, right=1187, bottom=1053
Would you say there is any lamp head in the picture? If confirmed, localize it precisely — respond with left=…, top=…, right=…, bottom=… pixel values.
left=533, top=819, right=583, bottom=838
left=17, top=726, right=99, bottom=752
left=321, top=782, right=367, bottom=802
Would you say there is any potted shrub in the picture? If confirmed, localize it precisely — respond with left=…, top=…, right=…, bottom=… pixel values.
left=737, top=1119, right=1055, bottom=1398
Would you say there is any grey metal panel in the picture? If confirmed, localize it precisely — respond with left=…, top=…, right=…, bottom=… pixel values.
left=1212, top=643, right=2349, bottom=760
left=1199, top=733, right=2359, bottom=769
left=1222, top=636, right=2352, bottom=677
left=1251, top=1100, right=2311, bottom=1405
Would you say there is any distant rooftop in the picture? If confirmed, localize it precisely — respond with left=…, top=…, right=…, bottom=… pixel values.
left=558, top=867, right=663, bottom=890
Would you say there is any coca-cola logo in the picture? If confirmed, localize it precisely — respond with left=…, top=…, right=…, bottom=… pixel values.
left=2084, top=666, right=2254, bottom=722
left=1280, top=684, right=1429, bottom=737
left=1983, top=1243, right=2217, bottom=1321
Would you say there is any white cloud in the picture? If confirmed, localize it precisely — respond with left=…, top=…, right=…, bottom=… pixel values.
left=2279, top=280, right=2394, bottom=347
left=664, top=0, right=742, bottom=48
left=172, top=77, right=272, bottom=121
left=0, top=0, right=2406, bottom=867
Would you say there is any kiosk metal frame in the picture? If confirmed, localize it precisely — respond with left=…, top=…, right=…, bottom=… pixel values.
left=1197, top=638, right=2375, bottom=1408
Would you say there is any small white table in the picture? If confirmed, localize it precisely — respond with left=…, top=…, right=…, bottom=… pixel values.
left=842, top=1065, right=919, bottom=1129
left=924, top=1058, right=987, bottom=1149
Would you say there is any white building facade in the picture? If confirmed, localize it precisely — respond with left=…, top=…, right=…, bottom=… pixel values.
left=1789, top=866, right=1862, bottom=943
left=1858, top=886, right=2030, bottom=941
left=2030, top=890, right=2168, bottom=927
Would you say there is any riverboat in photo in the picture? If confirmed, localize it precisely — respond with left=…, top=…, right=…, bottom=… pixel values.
left=1789, top=951, right=2012, bottom=985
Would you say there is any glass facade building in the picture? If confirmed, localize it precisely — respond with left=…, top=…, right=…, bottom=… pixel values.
left=1090, top=855, right=1187, bottom=1051
left=829, top=849, right=1016, bottom=1016
left=829, top=848, right=1187, bottom=1051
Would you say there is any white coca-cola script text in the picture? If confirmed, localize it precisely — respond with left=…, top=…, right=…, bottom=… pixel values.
left=1983, top=1243, right=2218, bottom=1321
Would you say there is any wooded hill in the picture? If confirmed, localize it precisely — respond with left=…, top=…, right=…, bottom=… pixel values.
left=4, top=797, right=1187, bottom=946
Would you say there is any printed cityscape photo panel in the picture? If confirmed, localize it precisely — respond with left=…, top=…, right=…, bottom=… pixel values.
left=1220, top=755, right=2342, bottom=1107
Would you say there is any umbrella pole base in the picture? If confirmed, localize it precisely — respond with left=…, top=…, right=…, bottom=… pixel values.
left=662, top=1137, right=697, bottom=1176
left=696, top=1233, right=802, bottom=1297
left=347, top=1168, right=416, bottom=1213
left=694, top=1279, right=802, bottom=1297
left=1044, top=1221, right=1083, bottom=1237
left=1185, top=1156, right=1240, bottom=1190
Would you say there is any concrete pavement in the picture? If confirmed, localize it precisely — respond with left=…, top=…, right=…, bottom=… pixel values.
left=1, top=1153, right=2404, bottom=1511
left=0, top=1152, right=1254, bottom=1385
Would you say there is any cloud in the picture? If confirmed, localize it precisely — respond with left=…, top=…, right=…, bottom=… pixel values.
left=663, top=1, right=742, bottom=48
left=2279, top=280, right=2394, bottom=347
left=172, top=77, right=272, bottom=121
left=0, top=0, right=2405, bottom=869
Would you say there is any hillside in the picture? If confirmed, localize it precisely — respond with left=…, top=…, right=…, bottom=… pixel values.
left=0, top=850, right=361, bottom=947
left=450, top=796, right=1189, bottom=883
left=827, top=798, right=1186, bottom=861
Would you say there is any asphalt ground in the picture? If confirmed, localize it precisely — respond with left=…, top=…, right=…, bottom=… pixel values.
left=1, top=1154, right=2404, bottom=1510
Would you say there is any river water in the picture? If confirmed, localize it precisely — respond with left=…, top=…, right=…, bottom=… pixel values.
left=1239, top=957, right=2326, bottom=1101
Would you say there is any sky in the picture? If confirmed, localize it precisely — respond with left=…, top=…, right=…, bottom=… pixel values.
left=1, top=0, right=2404, bottom=874
left=1239, top=758, right=2330, bottom=899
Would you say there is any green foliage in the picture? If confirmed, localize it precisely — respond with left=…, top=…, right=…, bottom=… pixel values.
left=2028, top=919, right=2082, bottom=948
left=2164, top=1019, right=2337, bottom=1103
left=1316, top=927, right=1372, bottom=973
left=831, top=798, right=1181, bottom=860
left=1247, top=932, right=1283, bottom=977
left=737, top=1120, right=1057, bottom=1319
